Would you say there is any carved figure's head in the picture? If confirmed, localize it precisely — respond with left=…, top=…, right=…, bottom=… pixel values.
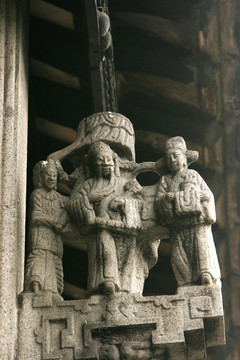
left=87, top=141, right=120, bottom=179
left=165, top=136, right=198, bottom=173
left=165, top=137, right=187, bottom=173
left=33, top=159, right=62, bottom=190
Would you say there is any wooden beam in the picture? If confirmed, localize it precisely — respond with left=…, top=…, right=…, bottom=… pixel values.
left=113, top=12, right=197, bottom=51
left=30, top=0, right=74, bottom=29
left=110, top=0, right=197, bottom=21
left=123, top=72, right=200, bottom=109
left=121, top=71, right=219, bottom=117
left=120, top=102, right=223, bottom=147
left=36, top=117, right=77, bottom=143
left=30, top=58, right=80, bottom=89
left=114, top=45, right=195, bottom=85
left=43, top=0, right=77, bottom=13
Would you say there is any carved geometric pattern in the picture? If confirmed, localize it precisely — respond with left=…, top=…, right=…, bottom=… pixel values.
left=19, top=285, right=225, bottom=359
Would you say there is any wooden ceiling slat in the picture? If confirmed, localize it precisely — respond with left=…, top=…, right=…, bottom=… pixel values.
left=30, top=58, right=80, bottom=89
left=110, top=0, right=195, bottom=21
left=120, top=103, right=223, bottom=147
left=121, top=71, right=220, bottom=118
left=42, top=0, right=77, bottom=13
left=30, top=0, right=74, bottom=29
left=36, top=117, right=76, bottom=143
left=114, top=12, right=197, bottom=51
left=123, top=72, right=200, bottom=109
left=114, top=46, right=195, bottom=85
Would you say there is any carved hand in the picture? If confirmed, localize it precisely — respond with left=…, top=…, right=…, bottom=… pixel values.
left=55, top=214, right=69, bottom=233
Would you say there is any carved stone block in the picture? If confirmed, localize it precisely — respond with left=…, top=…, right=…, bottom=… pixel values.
left=19, top=285, right=224, bottom=360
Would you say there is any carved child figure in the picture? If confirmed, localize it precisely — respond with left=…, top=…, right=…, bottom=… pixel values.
left=25, top=159, right=69, bottom=296
left=155, top=137, right=221, bottom=287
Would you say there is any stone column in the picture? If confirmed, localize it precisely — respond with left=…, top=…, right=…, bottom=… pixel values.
left=0, top=0, right=28, bottom=358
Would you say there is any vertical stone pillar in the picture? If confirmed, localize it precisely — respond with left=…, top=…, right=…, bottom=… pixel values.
left=0, top=0, right=28, bottom=358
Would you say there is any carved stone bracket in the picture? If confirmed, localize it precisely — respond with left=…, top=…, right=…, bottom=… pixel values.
left=19, top=284, right=225, bottom=360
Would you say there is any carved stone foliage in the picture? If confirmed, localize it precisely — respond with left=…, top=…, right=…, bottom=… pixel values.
left=22, top=112, right=225, bottom=359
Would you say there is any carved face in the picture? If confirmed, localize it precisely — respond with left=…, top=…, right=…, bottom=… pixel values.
left=166, top=149, right=187, bottom=172
left=95, top=150, right=114, bottom=178
left=42, top=165, right=57, bottom=190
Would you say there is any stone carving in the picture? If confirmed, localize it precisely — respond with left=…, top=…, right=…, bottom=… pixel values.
left=67, top=141, right=145, bottom=296
left=21, top=112, right=225, bottom=359
left=49, top=112, right=163, bottom=297
left=155, top=136, right=221, bottom=287
left=19, top=285, right=225, bottom=360
left=25, top=159, right=69, bottom=297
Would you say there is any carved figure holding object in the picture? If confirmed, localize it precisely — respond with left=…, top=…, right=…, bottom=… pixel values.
left=155, top=136, right=221, bottom=287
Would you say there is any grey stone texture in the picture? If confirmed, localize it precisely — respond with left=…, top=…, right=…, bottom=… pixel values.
left=25, top=160, right=69, bottom=296
left=20, top=112, right=225, bottom=359
left=19, top=285, right=225, bottom=359
left=0, top=0, right=28, bottom=358
left=155, top=136, right=221, bottom=287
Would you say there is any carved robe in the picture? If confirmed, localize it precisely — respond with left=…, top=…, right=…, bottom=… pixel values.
left=25, top=188, right=68, bottom=294
left=68, top=177, right=144, bottom=295
left=156, top=169, right=221, bottom=286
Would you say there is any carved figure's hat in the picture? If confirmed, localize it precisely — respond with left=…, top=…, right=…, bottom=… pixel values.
left=88, top=141, right=113, bottom=158
left=165, top=136, right=199, bottom=165
left=48, top=112, right=135, bottom=166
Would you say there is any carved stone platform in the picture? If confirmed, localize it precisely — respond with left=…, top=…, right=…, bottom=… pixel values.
left=18, top=285, right=225, bottom=360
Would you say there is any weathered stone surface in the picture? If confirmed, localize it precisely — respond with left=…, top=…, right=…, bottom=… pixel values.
left=155, top=136, right=221, bottom=288
left=0, top=0, right=28, bottom=358
left=24, top=159, right=69, bottom=296
left=19, top=285, right=224, bottom=360
left=21, top=112, right=225, bottom=359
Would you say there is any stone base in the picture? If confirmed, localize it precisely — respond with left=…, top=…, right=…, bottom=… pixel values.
left=18, top=285, right=225, bottom=360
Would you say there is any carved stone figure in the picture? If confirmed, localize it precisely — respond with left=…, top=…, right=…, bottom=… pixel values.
left=46, top=112, right=162, bottom=296
left=155, top=136, right=221, bottom=286
left=67, top=141, right=145, bottom=296
left=20, top=113, right=225, bottom=360
left=24, top=159, right=69, bottom=296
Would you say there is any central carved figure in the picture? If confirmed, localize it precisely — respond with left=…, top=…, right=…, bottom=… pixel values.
left=68, top=141, right=143, bottom=295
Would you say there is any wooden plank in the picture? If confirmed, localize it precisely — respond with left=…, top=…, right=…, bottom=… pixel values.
left=120, top=103, right=223, bottom=147
left=36, top=117, right=77, bottom=143
left=30, top=0, right=74, bottom=29
left=114, top=45, right=195, bottom=84
left=123, top=72, right=200, bottom=108
left=43, top=0, right=77, bottom=13
left=30, top=58, right=80, bottom=89
left=113, top=12, right=197, bottom=51
left=110, top=0, right=196, bottom=21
